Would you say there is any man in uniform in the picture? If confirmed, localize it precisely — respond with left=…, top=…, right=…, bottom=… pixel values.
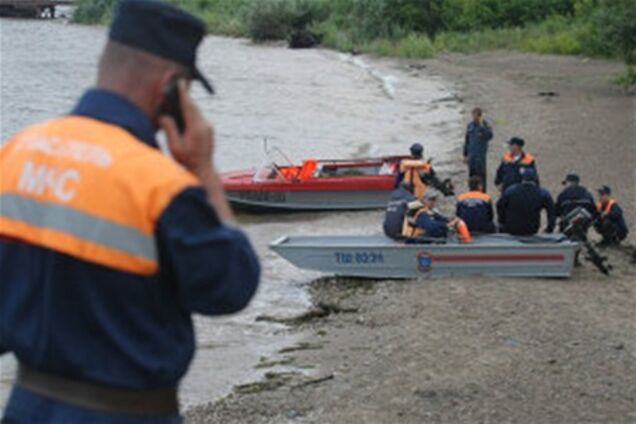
left=0, top=1, right=260, bottom=422
left=494, top=137, right=538, bottom=192
left=402, top=190, right=471, bottom=242
left=497, top=168, right=555, bottom=236
left=383, top=182, right=416, bottom=240
left=594, top=185, right=629, bottom=245
left=456, top=176, right=496, bottom=234
left=395, top=142, right=427, bottom=186
left=463, top=107, right=493, bottom=190
left=555, top=173, right=597, bottom=231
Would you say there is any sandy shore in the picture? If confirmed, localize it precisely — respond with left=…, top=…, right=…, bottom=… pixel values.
left=186, top=52, right=636, bottom=423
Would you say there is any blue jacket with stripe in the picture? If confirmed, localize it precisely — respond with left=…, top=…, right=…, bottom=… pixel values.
left=0, top=90, right=260, bottom=392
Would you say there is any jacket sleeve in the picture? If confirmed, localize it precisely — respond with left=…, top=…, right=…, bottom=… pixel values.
left=494, top=161, right=504, bottom=186
left=395, top=172, right=404, bottom=188
left=531, top=161, right=540, bottom=187
left=542, top=189, right=556, bottom=233
left=482, top=123, right=493, bottom=142
left=555, top=193, right=563, bottom=217
left=463, top=127, right=470, bottom=157
left=586, top=192, right=599, bottom=218
left=496, top=193, right=508, bottom=225
left=156, top=187, right=260, bottom=315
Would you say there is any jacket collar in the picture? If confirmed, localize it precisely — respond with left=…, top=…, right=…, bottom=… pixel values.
left=71, top=89, right=158, bottom=148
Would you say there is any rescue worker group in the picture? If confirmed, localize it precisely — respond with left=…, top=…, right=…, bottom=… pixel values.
left=383, top=108, right=629, bottom=246
left=0, top=0, right=630, bottom=422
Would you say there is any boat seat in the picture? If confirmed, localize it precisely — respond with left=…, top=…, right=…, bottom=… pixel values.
left=298, top=159, right=317, bottom=180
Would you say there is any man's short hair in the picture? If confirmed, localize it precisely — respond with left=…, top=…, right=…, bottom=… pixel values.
left=468, top=176, right=483, bottom=191
left=472, top=107, right=482, bottom=116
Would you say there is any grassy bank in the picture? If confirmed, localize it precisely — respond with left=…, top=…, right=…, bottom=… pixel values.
left=72, top=0, right=636, bottom=86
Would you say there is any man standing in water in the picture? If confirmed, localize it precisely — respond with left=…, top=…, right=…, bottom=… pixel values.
left=463, top=107, right=493, bottom=191
left=0, top=0, right=260, bottom=422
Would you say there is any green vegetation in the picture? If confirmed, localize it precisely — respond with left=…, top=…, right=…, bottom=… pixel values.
left=73, top=0, right=636, bottom=86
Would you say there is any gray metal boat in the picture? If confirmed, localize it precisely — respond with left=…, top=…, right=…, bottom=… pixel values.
left=270, top=234, right=578, bottom=279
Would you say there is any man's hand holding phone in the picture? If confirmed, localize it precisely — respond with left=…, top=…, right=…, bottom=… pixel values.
left=159, top=79, right=235, bottom=222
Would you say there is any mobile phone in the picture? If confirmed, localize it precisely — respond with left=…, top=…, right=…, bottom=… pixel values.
left=161, top=77, right=185, bottom=133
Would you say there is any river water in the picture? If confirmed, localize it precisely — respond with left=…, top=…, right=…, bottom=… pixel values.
left=0, top=17, right=463, bottom=411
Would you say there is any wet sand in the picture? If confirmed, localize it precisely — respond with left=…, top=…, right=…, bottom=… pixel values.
left=186, top=53, right=636, bottom=423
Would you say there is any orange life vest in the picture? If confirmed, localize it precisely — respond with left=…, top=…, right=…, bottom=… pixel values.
left=400, top=159, right=432, bottom=198
left=502, top=151, right=535, bottom=165
left=401, top=207, right=472, bottom=242
left=402, top=205, right=427, bottom=238
left=597, top=199, right=616, bottom=218
left=0, top=116, right=197, bottom=275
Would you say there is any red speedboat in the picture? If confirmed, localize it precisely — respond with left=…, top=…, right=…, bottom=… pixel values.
left=222, top=155, right=405, bottom=211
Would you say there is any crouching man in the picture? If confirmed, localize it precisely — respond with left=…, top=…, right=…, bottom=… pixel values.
left=594, top=185, right=629, bottom=246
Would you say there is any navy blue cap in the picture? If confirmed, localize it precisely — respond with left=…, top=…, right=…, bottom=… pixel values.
left=562, top=174, right=580, bottom=185
left=597, top=185, right=611, bottom=195
left=109, top=0, right=213, bottom=93
left=509, top=137, right=525, bottom=147
left=410, top=143, right=424, bottom=157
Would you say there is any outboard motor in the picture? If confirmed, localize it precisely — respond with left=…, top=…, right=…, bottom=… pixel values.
left=422, top=163, right=455, bottom=197
left=562, top=207, right=612, bottom=275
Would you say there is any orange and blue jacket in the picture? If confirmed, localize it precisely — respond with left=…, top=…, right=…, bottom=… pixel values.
left=456, top=191, right=496, bottom=233
left=596, top=199, right=629, bottom=239
left=0, top=89, right=260, bottom=390
left=494, top=151, right=537, bottom=191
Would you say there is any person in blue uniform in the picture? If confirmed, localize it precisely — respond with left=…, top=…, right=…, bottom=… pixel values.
left=555, top=173, right=597, bottom=231
left=0, top=1, right=260, bottom=422
left=456, top=176, right=496, bottom=234
left=594, top=185, right=629, bottom=245
left=463, top=107, right=493, bottom=190
left=497, top=169, right=556, bottom=236
left=383, top=182, right=416, bottom=239
left=402, top=189, right=459, bottom=238
left=494, top=137, right=538, bottom=192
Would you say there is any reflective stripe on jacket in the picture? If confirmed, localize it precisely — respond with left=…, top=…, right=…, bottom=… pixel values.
left=0, top=116, right=197, bottom=275
left=597, top=199, right=616, bottom=217
left=494, top=151, right=537, bottom=191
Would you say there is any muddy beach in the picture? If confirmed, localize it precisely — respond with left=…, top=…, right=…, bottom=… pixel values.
left=186, top=53, right=636, bottom=423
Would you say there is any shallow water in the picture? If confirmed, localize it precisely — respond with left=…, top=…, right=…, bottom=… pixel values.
left=0, top=16, right=463, bottom=410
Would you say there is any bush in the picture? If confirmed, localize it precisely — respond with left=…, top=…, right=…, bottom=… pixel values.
left=520, top=16, right=584, bottom=55
left=72, top=0, right=116, bottom=24
left=611, top=66, right=636, bottom=89
left=243, top=0, right=294, bottom=41
left=441, top=0, right=576, bottom=31
left=591, top=0, right=636, bottom=64
left=434, top=27, right=525, bottom=53
left=243, top=0, right=327, bottom=42
left=364, top=34, right=436, bottom=58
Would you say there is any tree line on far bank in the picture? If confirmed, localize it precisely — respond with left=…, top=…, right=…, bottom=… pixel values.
left=73, top=0, right=636, bottom=87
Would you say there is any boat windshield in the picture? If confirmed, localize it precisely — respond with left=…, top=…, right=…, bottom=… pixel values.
left=253, top=162, right=284, bottom=182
